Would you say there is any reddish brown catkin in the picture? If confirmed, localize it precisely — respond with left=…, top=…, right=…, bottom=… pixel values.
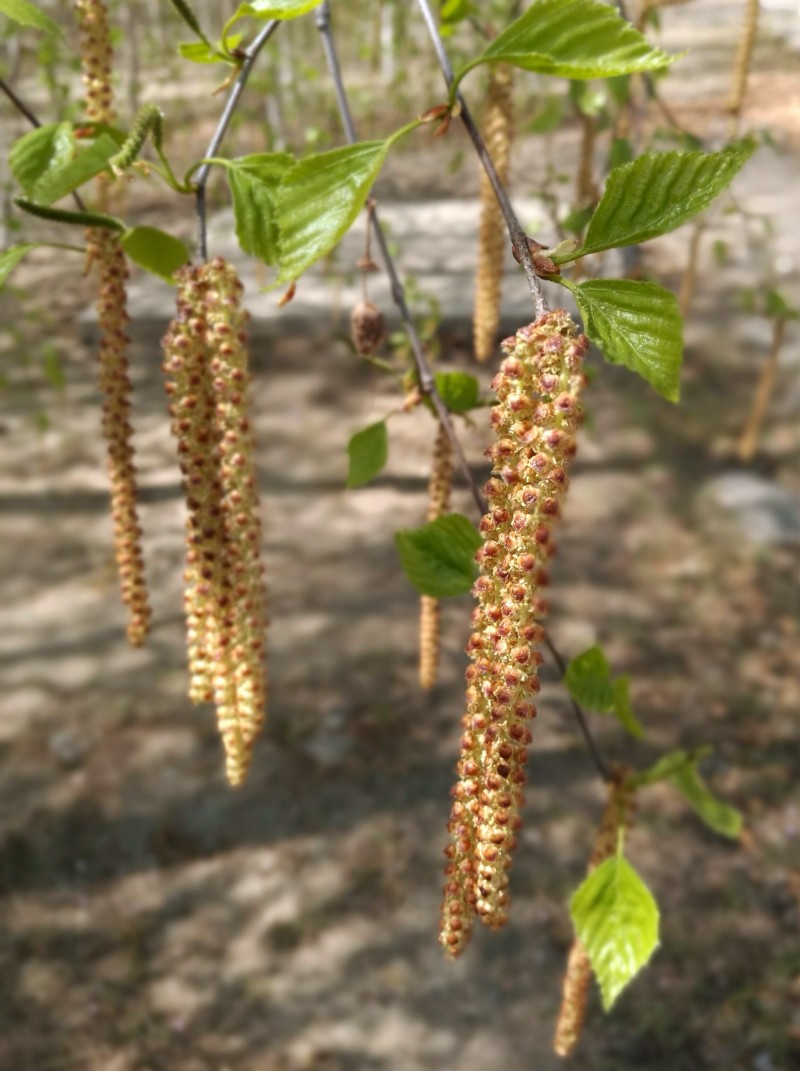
left=554, top=771, right=636, bottom=1057
left=163, top=260, right=268, bottom=787
left=473, top=63, right=514, bottom=364
left=420, top=423, right=454, bottom=690
left=439, top=311, right=588, bottom=955
left=76, top=1, right=151, bottom=646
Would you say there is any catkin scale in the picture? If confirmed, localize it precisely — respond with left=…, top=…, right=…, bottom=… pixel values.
left=75, top=0, right=115, bottom=126
left=162, top=259, right=268, bottom=786
left=440, top=311, right=588, bottom=954
left=473, top=64, right=514, bottom=363
left=553, top=771, right=635, bottom=1057
left=420, top=424, right=454, bottom=690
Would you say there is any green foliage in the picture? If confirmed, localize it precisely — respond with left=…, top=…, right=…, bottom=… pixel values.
left=15, top=198, right=124, bottom=231
left=275, top=140, right=392, bottom=284
left=9, top=125, right=119, bottom=206
left=434, top=371, right=480, bottom=413
left=119, top=227, right=189, bottom=282
left=0, top=243, right=39, bottom=288
left=570, top=853, right=660, bottom=1010
left=223, top=153, right=295, bottom=264
left=632, top=749, right=742, bottom=839
left=346, top=420, right=389, bottom=488
left=565, top=278, right=683, bottom=402
left=231, top=0, right=324, bottom=23
left=0, top=0, right=59, bottom=34
left=110, top=105, right=164, bottom=173
left=459, top=0, right=675, bottom=85
left=395, top=514, right=482, bottom=598
left=564, top=645, right=643, bottom=738
left=565, top=143, right=755, bottom=259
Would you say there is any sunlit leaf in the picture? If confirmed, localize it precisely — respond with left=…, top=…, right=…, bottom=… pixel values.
left=459, top=0, right=676, bottom=84
left=567, top=278, right=683, bottom=401
left=670, top=763, right=743, bottom=839
left=568, top=143, right=755, bottom=258
left=231, top=0, right=323, bottom=21
left=225, top=152, right=294, bottom=264
left=571, top=854, right=660, bottom=1010
left=119, top=226, right=189, bottom=281
left=0, top=0, right=59, bottom=33
left=395, top=513, right=482, bottom=598
left=346, top=420, right=388, bottom=489
left=9, top=123, right=75, bottom=198
left=434, top=371, right=480, bottom=413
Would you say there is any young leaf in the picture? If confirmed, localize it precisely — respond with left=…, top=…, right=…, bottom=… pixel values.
left=564, top=645, right=614, bottom=712
left=670, top=763, right=743, bottom=839
left=119, top=227, right=189, bottom=282
left=568, top=278, right=683, bottom=402
left=0, top=243, right=40, bottom=288
left=225, top=153, right=295, bottom=264
left=230, top=0, right=323, bottom=21
left=632, top=747, right=706, bottom=787
left=434, top=371, right=480, bottom=413
left=31, top=135, right=120, bottom=206
left=346, top=420, right=388, bottom=489
left=612, top=677, right=644, bottom=740
left=570, top=854, right=660, bottom=1010
left=275, top=140, right=393, bottom=284
left=9, top=123, right=75, bottom=198
left=569, top=143, right=755, bottom=258
left=0, top=0, right=59, bottom=33
left=459, top=0, right=675, bottom=85
left=178, top=41, right=227, bottom=63
left=395, top=514, right=482, bottom=598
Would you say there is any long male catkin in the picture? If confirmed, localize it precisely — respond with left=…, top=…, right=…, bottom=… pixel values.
left=554, top=771, right=635, bottom=1056
left=420, top=423, right=454, bottom=690
left=162, top=259, right=268, bottom=786
left=77, top=0, right=152, bottom=647
left=473, top=64, right=514, bottom=364
left=440, top=311, right=588, bottom=955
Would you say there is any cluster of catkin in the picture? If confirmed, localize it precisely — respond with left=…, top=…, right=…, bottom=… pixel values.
left=162, top=258, right=268, bottom=786
left=419, top=424, right=454, bottom=690
left=473, top=64, right=514, bottom=363
left=77, top=0, right=152, bottom=646
left=554, top=770, right=636, bottom=1056
left=440, top=310, right=588, bottom=956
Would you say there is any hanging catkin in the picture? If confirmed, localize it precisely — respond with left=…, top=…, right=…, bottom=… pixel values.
left=439, top=311, right=588, bottom=955
left=554, top=770, right=635, bottom=1056
left=728, top=0, right=760, bottom=136
left=420, top=423, right=454, bottom=690
left=473, top=64, right=513, bottom=364
left=162, top=259, right=268, bottom=786
left=77, top=0, right=152, bottom=646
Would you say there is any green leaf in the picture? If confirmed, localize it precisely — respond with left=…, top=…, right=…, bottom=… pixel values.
left=346, top=420, right=388, bottom=489
left=609, top=136, right=633, bottom=170
left=276, top=140, right=393, bottom=284
left=571, top=143, right=755, bottom=258
left=9, top=123, right=75, bottom=198
left=670, top=763, right=743, bottom=839
left=0, top=0, right=59, bottom=33
left=565, top=646, right=614, bottom=711
left=570, top=854, right=660, bottom=1010
left=178, top=40, right=227, bottom=64
left=461, top=0, right=676, bottom=84
left=568, top=278, right=683, bottom=401
left=395, top=514, right=482, bottom=598
left=225, top=152, right=294, bottom=264
left=231, top=0, right=323, bottom=21
left=765, top=288, right=799, bottom=321
left=0, top=243, right=39, bottom=288
left=119, top=227, right=189, bottom=282
left=39, top=134, right=120, bottom=204
left=612, top=677, right=644, bottom=740
left=632, top=747, right=706, bottom=787
left=434, top=371, right=480, bottom=413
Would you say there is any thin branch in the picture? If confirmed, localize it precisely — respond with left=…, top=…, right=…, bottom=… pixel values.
left=414, top=0, right=548, bottom=318
left=0, top=79, right=87, bottom=213
left=315, top=1, right=486, bottom=516
left=194, top=19, right=280, bottom=261
left=544, top=635, right=611, bottom=782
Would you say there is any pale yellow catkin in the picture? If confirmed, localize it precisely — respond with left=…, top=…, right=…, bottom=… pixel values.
left=439, top=312, right=588, bottom=956
left=473, top=64, right=514, bottom=364
left=162, top=260, right=268, bottom=787
left=420, top=424, right=454, bottom=690
left=553, top=771, right=635, bottom=1057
